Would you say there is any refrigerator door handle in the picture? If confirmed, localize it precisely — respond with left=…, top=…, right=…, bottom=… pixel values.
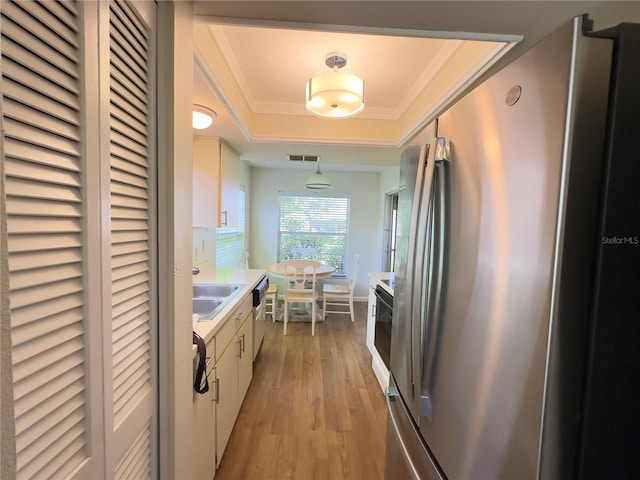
left=412, top=143, right=437, bottom=401
left=419, top=138, right=450, bottom=420
left=406, top=143, right=431, bottom=394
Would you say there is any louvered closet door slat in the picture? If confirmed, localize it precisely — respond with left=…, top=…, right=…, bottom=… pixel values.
left=111, top=0, right=147, bottom=44
left=111, top=129, right=148, bottom=158
left=39, top=0, right=79, bottom=23
left=111, top=166, right=148, bottom=189
left=111, top=115, right=148, bottom=147
left=111, top=219, right=149, bottom=235
left=111, top=8, right=147, bottom=65
left=16, top=389, right=84, bottom=438
left=5, top=156, right=81, bottom=187
left=1, top=38, right=79, bottom=93
left=112, top=303, right=150, bottom=333
left=9, top=248, right=82, bottom=273
left=11, top=309, right=83, bottom=347
left=3, top=78, right=80, bottom=126
left=14, top=325, right=84, bottom=374
left=112, top=102, right=147, bottom=136
left=13, top=350, right=84, bottom=407
left=5, top=177, right=81, bottom=204
left=3, top=60, right=79, bottom=110
left=6, top=197, right=81, bottom=219
left=2, top=0, right=93, bottom=477
left=112, top=207, right=148, bottom=222
left=17, top=416, right=85, bottom=478
left=111, top=143, right=147, bottom=168
left=112, top=240, right=149, bottom=257
left=4, top=123, right=81, bottom=158
left=113, top=271, right=150, bottom=296
left=115, top=423, right=151, bottom=480
left=0, top=20, right=78, bottom=77
left=112, top=155, right=147, bottom=178
left=111, top=36, right=147, bottom=84
left=4, top=98, right=80, bottom=140
left=4, top=136, right=80, bottom=170
left=10, top=295, right=84, bottom=330
left=111, top=193, right=149, bottom=211
left=4, top=0, right=78, bottom=47
left=112, top=229, right=149, bottom=245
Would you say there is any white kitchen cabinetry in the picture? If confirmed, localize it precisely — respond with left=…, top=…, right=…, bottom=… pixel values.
left=367, top=273, right=392, bottom=393
left=214, top=294, right=253, bottom=468
left=192, top=137, right=241, bottom=228
left=366, top=280, right=377, bottom=351
left=219, top=142, right=240, bottom=228
left=193, top=136, right=221, bottom=228
left=192, top=361, right=216, bottom=480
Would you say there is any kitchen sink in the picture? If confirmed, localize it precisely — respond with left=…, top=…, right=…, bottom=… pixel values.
left=192, top=298, right=222, bottom=318
left=192, top=283, right=244, bottom=321
left=192, top=284, right=241, bottom=298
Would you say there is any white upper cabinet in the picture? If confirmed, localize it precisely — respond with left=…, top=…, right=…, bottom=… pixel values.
left=192, top=138, right=240, bottom=228
left=193, top=136, right=221, bottom=228
left=220, top=142, right=240, bottom=228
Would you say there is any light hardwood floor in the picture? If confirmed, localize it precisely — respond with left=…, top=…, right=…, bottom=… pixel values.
left=215, top=302, right=388, bottom=479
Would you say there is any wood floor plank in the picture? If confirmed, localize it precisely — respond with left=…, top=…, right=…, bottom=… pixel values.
left=215, top=302, right=388, bottom=479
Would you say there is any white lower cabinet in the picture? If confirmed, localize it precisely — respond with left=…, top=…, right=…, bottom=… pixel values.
left=214, top=295, right=253, bottom=469
left=214, top=339, right=239, bottom=468
left=192, top=365, right=216, bottom=480
left=192, top=293, right=254, bottom=478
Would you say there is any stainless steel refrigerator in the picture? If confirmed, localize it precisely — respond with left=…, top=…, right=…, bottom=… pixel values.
left=386, top=16, right=640, bottom=480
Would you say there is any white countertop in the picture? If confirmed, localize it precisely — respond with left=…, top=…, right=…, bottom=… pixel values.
left=368, top=271, right=394, bottom=295
left=192, top=268, right=267, bottom=347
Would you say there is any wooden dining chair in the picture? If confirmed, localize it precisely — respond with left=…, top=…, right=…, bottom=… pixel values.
left=283, top=263, right=319, bottom=336
left=322, top=254, right=359, bottom=322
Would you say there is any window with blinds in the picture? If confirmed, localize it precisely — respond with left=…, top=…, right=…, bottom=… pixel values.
left=278, top=192, right=350, bottom=274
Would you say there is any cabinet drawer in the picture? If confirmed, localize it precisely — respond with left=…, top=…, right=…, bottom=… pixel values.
left=215, top=295, right=252, bottom=359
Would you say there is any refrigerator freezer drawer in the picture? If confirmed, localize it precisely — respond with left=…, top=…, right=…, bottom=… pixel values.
left=385, top=375, right=444, bottom=480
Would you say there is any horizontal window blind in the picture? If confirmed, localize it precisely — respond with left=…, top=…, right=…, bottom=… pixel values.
left=278, top=192, right=350, bottom=274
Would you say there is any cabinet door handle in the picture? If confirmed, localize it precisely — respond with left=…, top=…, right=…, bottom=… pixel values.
left=240, top=334, right=246, bottom=354
left=221, top=210, right=228, bottom=226
left=236, top=338, right=242, bottom=358
left=213, top=378, right=220, bottom=404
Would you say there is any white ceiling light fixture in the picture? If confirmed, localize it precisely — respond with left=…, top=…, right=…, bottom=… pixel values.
left=306, top=53, right=365, bottom=119
left=192, top=104, right=217, bottom=129
left=304, top=161, right=333, bottom=190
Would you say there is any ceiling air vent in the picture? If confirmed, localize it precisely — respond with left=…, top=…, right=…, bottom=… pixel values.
left=287, top=154, right=319, bottom=162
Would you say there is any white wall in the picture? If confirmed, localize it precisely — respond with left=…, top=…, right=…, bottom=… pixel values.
left=248, top=166, right=381, bottom=299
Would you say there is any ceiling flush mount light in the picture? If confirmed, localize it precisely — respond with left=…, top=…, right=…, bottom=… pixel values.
left=306, top=53, right=364, bottom=119
left=192, top=104, right=216, bottom=129
left=305, top=161, right=333, bottom=190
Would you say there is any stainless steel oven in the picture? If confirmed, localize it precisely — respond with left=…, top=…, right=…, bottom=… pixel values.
left=374, top=284, right=393, bottom=370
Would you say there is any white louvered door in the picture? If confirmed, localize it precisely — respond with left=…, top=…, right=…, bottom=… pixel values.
left=1, top=1, right=157, bottom=478
left=103, top=1, right=157, bottom=478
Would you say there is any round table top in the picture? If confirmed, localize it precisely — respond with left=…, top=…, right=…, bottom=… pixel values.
left=267, top=262, right=335, bottom=278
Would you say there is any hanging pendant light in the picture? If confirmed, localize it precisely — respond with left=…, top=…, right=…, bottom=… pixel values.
left=305, top=161, right=332, bottom=190
left=306, top=53, right=364, bottom=119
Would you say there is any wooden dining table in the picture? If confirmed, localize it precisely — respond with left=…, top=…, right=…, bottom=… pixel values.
left=266, top=262, right=336, bottom=279
left=266, top=261, right=336, bottom=321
